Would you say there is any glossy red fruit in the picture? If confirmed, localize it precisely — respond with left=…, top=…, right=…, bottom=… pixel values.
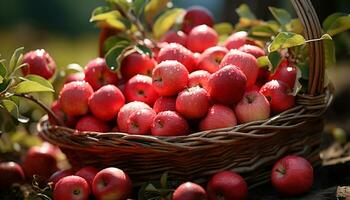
left=224, top=31, right=248, bottom=50
left=49, top=100, right=78, bottom=128
left=0, top=162, right=25, bottom=188
left=84, top=58, right=118, bottom=90
left=176, top=87, right=210, bottom=119
left=197, top=46, right=229, bottom=73
left=59, top=81, right=94, bottom=116
left=124, top=75, right=159, bottom=106
left=117, top=101, right=152, bottom=133
left=121, top=52, right=157, bottom=80
left=182, top=6, right=214, bottom=34
left=126, top=108, right=156, bottom=135
left=54, top=175, right=90, bottom=200
left=152, top=60, right=189, bottom=96
left=269, top=64, right=297, bottom=89
left=208, top=65, right=247, bottom=105
left=153, top=96, right=176, bottom=113
left=89, top=84, right=125, bottom=121
left=238, top=44, right=265, bottom=58
left=160, top=31, right=187, bottom=46
left=188, top=70, right=210, bottom=91
left=151, top=111, right=189, bottom=136
left=186, top=25, right=218, bottom=53
left=271, top=156, right=313, bottom=196
left=49, top=169, right=75, bottom=187
left=75, top=115, right=110, bottom=132
left=172, top=182, right=207, bottom=200
left=75, top=167, right=99, bottom=189
left=22, top=49, right=56, bottom=79
left=256, top=67, right=271, bottom=87
left=199, top=104, right=237, bottom=131
left=207, top=171, right=248, bottom=200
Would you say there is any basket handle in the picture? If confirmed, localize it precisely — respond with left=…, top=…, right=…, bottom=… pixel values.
left=290, top=0, right=325, bottom=95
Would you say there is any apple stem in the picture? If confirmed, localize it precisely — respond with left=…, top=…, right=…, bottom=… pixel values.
left=13, top=93, right=64, bottom=126
left=276, top=167, right=286, bottom=175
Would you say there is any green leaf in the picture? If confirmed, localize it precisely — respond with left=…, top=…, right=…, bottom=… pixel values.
left=298, top=62, right=309, bottom=80
left=133, top=0, right=149, bottom=17
left=24, top=75, right=54, bottom=90
left=0, top=79, right=11, bottom=93
left=268, top=32, right=305, bottom=52
left=135, top=44, right=153, bottom=57
left=103, top=35, right=132, bottom=54
left=214, top=23, right=234, bottom=36
left=153, top=8, right=185, bottom=39
left=9, top=47, right=24, bottom=74
left=323, top=13, right=350, bottom=36
left=322, top=34, right=336, bottom=68
left=235, top=4, right=256, bottom=20
left=287, top=19, right=303, bottom=34
left=15, top=80, right=54, bottom=94
left=1, top=99, right=19, bottom=119
left=323, top=13, right=347, bottom=31
left=105, top=41, right=131, bottom=71
left=268, top=7, right=292, bottom=26
left=108, top=0, right=131, bottom=13
left=267, top=51, right=282, bottom=72
left=0, top=61, right=7, bottom=78
left=145, top=0, right=170, bottom=24
left=160, top=171, right=168, bottom=189
left=90, top=10, right=125, bottom=30
left=250, top=25, right=275, bottom=37
left=257, top=56, right=270, bottom=68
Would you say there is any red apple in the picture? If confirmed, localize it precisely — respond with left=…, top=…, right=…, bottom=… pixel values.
left=121, top=52, right=157, bottom=80
left=256, top=67, right=270, bottom=87
left=75, top=115, right=110, bottom=132
left=65, top=72, right=85, bottom=84
left=92, top=167, right=132, bottom=200
left=117, top=101, right=152, bottom=133
left=182, top=6, right=214, bottom=34
left=172, top=182, right=207, bottom=200
left=238, top=44, right=265, bottom=58
left=271, top=155, right=313, bottom=196
left=75, top=166, right=99, bottom=189
left=151, top=111, right=189, bottom=136
left=199, top=104, right=237, bottom=131
left=207, top=171, right=248, bottom=200
left=84, top=57, right=118, bottom=90
left=0, top=162, right=25, bottom=188
left=49, top=169, right=75, bottom=186
left=153, top=96, right=176, bottom=113
left=89, top=84, right=125, bottom=121
left=152, top=60, right=189, bottom=96
left=197, top=46, right=229, bottom=73
left=126, top=108, right=156, bottom=135
left=269, top=64, right=297, bottom=89
left=224, top=31, right=248, bottom=50
left=186, top=25, right=218, bottom=53
left=208, top=65, right=247, bottom=105
left=59, top=81, right=94, bottom=116
left=220, top=49, right=259, bottom=87
left=157, top=43, right=196, bottom=72
left=22, top=146, right=58, bottom=180
left=54, top=175, right=90, bottom=200
left=22, top=49, right=56, bottom=79
left=124, top=74, right=159, bottom=106
left=188, top=70, right=210, bottom=91
left=176, top=87, right=210, bottom=119
left=49, top=100, right=78, bottom=127
left=234, top=90, right=270, bottom=123
left=160, top=31, right=187, bottom=46
left=259, top=80, right=295, bottom=114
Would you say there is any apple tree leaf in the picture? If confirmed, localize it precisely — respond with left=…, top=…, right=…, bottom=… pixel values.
left=323, top=13, right=350, bottom=36
left=322, top=34, right=336, bottom=68
left=257, top=56, right=270, bottom=68
left=105, top=40, right=131, bottom=71
left=268, top=32, right=305, bottom=52
left=1, top=99, right=19, bottom=120
left=23, top=75, right=54, bottom=90
left=250, top=25, right=276, bottom=37
left=144, top=0, right=170, bottom=24
left=90, top=10, right=126, bottom=30
left=153, top=8, right=185, bottom=39
left=236, top=4, right=256, bottom=20
left=214, top=23, right=234, bottom=36
left=267, top=51, right=282, bottom=73
left=15, top=80, right=54, bottom=94
left=133, top=0, right=149, bottom=18
left=135, top=44, right=153, bottom=58
left=9, top=47, right=24, bottom=74
left=268, top=7, right=292, bottom=27
left=103, top=35, right=131, bottom=55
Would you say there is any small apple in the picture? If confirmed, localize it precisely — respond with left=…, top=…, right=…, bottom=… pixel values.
left=84, top=57, right=118, bottom=90
left=238, top=44, right=265, bottom=58
left=88, top=84, right=125, bottom=121
left=269, top=64, right=297, bottom=89
left=54, top=175, right=90, bottom=200
left=186, top=25, right=218, bottom=53
left=22, top=49, right=56, bottom=79
left=75, top=166, right=99, bottom=189
left=256, top=67, right=270, bottom=87
left=49, top=100, right=78, bottom=128
left=160, top=31, right=187, bottom=46
left=182, top=6, right=214, bottom=34
left=75, top=115, right=110, bottom=132
left=117, top=101, right=152, bottom=133
left=197, top=46, right=229, bottom=73
left=124, top=74, right=159, bottom=106
left=176, top=87, right=210, bottom=119
left=172, top=182, right=207, bottom=200
left=151, top=111, right=189, bottom=136
left=188, top=70, right=210, bottom=91
left=259, top=80, right=295, bottom=114
left=207, top=171, right=248, bottom=200
left=234, top=90, right=270, bottom=123
left=126, top=108, right=156, bottom=135
left=121, top=52, right=157, bottom=80
left=224, top=31, right=248, bottom=50
left=49, top=169, right=75, bottom=187
left=153, top=96, right=176, bottom=113
left=271, top=155, right=313, bottom=196
left=208, top=65, right=247, bottom=105
left=152, top=60, right=189, bottom=96
left=59, top=81, right=94, bottom=116
left=0, top=162, right=25, bottom=188
left=199, top=104, right=237, bottom=131
left=92, top=167, right=132, bottom=200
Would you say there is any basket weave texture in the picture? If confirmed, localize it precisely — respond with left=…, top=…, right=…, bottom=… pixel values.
left=39, top=0, right=333, bottom=187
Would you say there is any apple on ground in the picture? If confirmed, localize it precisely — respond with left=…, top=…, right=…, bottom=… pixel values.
left=160, top=31, right=187, bottom=46
left=49, top=169, right=75, bottom=187
left=188, top=70, right=210, bottom=91
left=234, top=90, right=270, bottom=123
left=84, top=57, right=118, bottom=90
left=126, top=108, right=156, bottom=135
left=172, top=182, right=207, bottom=200
left=75, top=115, right=110, bottom=132
left=207, top=171, right=248, bottom=200
left=224, top=31, right=248, bottom=50
left=186, top=25, right=218, bottom=53
left=22, top=49, right=56, bottom=79
left=176, top=86, right=210, bottom=119
left=238, top=44, right=265, bottom=58
left=151, top=111, right=189, bottom=136
left=199, top=104, right=237, bottom=131
left=59, top=81, right=94, bottom=116
left=75, top=166, right=99, bottom=189
left=153, top=96, right=176, bottom=113
left=121, top=52, right=157, bottom=80
left=197, top=46, right=229, bottom=73
left=152, top=60, right=189, bottom=96
left=117, top=101, right=152, bottom=133
left=88, top=84, right=125, bottom=121
left=54, top=175, right=90, bottom=200
left=271, top=155, right=313, bottom=196
left=0, top=162, right=25, bottom=189
left=181, top=6, right=214, bottom=34
left=92, top=167, right=132, bottom=200
left=124, top=74, right=159, bottom=106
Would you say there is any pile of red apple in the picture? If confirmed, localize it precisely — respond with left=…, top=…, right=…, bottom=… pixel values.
left=21, top=6, right=298, bottom=136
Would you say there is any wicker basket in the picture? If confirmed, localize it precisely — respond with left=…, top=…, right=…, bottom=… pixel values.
left=38, top=0, right=333, bottom=187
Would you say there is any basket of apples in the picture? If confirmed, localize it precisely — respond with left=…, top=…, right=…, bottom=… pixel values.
left=18, top=0, right=336, bottom=188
